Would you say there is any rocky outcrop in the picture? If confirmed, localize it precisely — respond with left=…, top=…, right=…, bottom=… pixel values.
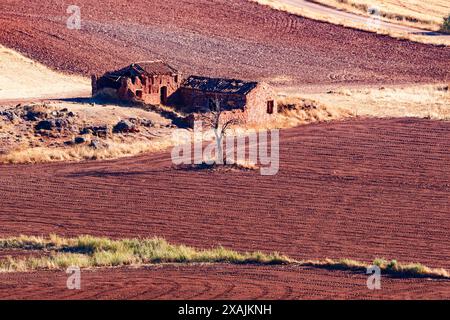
left=113, top=119, right=138, bottom=133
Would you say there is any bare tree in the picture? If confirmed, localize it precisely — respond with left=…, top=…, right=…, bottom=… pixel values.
left=199, top=97, right=240, bottom=165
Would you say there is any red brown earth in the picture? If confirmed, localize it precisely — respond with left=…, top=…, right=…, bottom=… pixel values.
left=1, top=0, right=449, bottom=301
left=0, top=0, right=449, bottom=88
left=0, top=118, right=449, bottom=272
left=0, top=249, right=50, bottom=260
left=0, top=264, right=449, bottom=300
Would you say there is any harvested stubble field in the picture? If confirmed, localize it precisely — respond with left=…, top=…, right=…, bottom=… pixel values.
left=0, top=264, right=449, bottom=300
left=0, top=0, right=449, bottom=88
left=0, top=118, right=449, bottom=275
left=309, top=0, right=450, bottom=31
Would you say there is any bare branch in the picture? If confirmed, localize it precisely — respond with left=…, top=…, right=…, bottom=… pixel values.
left=196, top=96, right=241, bottom=164
left=221, top=118, right=240, bottom=136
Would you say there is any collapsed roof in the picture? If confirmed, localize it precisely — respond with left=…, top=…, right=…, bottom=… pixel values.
left=103, top=61, right=179, bottom=80
left=182, top=76, right=258, bottom=95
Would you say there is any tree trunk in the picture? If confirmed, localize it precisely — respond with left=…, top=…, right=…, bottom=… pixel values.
left=214, top=130, right=224, bottom=165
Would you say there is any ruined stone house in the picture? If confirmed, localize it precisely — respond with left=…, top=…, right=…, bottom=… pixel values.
left=91, top=61, right=181, bottom=105
left=92, top=63, right=277, bottom=126
left=178, top=76, right=278, bottom=125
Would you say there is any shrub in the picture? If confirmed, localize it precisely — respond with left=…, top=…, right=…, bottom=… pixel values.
left=441, top=14, right=450, bottom=34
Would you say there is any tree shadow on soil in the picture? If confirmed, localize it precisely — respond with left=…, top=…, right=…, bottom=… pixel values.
left=64, top=169, right=167, bottom=178
left=173, top=163, right=258, bottom=173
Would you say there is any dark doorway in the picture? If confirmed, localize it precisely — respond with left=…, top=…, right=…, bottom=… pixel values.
left=208, top=98, right=216, bottom=110
left=160, top=86, right=168, bottom=105
left=267, top=100, right=274, bottom=114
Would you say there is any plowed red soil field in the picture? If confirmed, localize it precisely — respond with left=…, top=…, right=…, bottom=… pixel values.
left=0, top=118, right=449, bottom=272
left=0, top=0, right=449, bottom=87
left=0, top=264, right=449, bottom=300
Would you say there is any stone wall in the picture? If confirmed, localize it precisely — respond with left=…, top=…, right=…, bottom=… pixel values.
left=92, top=72, right=277, bottom=127
left=244, top=82, right=278, bottom=124
left=93, top=74, right=181, bottom=105
left=178, top=88, right=247, bottom=113
left=180, top=82, right=277, bottom=127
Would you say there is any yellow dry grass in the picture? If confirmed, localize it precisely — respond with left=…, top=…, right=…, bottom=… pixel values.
left=297, top=83, right=450, bottom=120
left=0, top=137, right=176, bottom=164
left=251, top=0, right=450, bottom=46
left=276, top=97, right=354, bottom=128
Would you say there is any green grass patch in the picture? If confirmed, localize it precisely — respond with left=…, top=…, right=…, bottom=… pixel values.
left=302, top=258, right=449, bottom=279
left=0, top=235, right=292, bottom=272
left=0, top=235, right=448, bottom=279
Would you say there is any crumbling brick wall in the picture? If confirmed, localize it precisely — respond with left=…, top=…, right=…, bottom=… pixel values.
left=92, top=74, right=181, bottom=105
left=178, top=88, right=247, bottom=113
left=180, top=82, right=277, bottom=127
left=244, top=82, right=278, bottom=124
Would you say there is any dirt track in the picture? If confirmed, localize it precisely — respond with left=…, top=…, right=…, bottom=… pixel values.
left=0, top=118, right=449, bottom=271
left=0, top=0, right=448, bottom=88
left=1, top=264, right=449, bottom=300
